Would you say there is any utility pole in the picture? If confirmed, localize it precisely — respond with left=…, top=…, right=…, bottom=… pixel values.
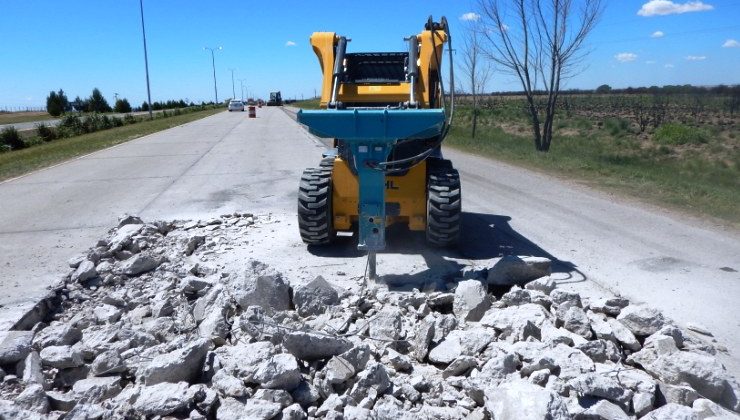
left=229, top=69, right=236, bottom=100
left=238, top=78, right=247, bottom=102
left=204, top=46, right=222, bottom=103
left=139, top=0, right=153, bottom=119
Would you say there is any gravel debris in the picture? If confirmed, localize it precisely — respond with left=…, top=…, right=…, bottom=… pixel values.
left=0, top=213, right=737, bottom=419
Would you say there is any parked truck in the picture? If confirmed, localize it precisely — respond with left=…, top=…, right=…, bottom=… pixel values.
left=267, top=91, right=282, bottom=106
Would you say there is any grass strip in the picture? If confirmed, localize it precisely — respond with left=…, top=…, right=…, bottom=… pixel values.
left=0, top=112, right=56, bottom=125
left=0, top=108, right=223, bottom=181
left=293, top=99, right=321, bottom=109
left=446, top=118, right=739, bottom=227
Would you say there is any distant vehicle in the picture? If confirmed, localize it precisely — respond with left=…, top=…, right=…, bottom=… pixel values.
left=228, top=100, right=245, bottom=112
left=267, top=92, right=282, bottom=106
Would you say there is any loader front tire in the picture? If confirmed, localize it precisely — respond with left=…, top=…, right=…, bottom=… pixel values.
left=426, top=165, right=461, bottom=247
left=298, top=164, right=335, bottom=245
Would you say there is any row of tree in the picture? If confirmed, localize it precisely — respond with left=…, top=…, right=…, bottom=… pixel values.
left=46, top=88, right=132, bottom=116
left=46, top=89, right=206, bottom=117
left=594, top=84, right=740, bottom=96
left=458, top=84, right=740, bottom=97
left=140, top=99, right=191, bottom=112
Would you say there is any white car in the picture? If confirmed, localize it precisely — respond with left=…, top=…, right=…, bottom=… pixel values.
left=228, top=100, right=245, bottom=112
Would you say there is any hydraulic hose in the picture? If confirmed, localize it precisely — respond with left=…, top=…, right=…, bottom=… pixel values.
left=373, top=16, right=454, bottom=173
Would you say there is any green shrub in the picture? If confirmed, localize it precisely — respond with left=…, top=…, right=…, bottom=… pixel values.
left=100, top=115, right=113, bottom=130
left=59, top=114, right=84, bottom=137
left=603, top=117, right=630, bottom=136
left=654, top=123, right=709, bottom=145
left=83, top=114, right=101, bottom=133
left=124, top=114, right=137, bottom=125
left=574, top=118, right=593, bottom=131
left=0, top=126, right=25, bottom=150
left=24, top=137, right=43, bottom=148
left=110, top=116, right=124, bottom=127
left=35, top=123, right=57, bottom=142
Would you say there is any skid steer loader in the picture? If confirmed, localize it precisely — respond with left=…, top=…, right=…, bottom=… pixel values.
left=297, top=16, right=460, bottom=278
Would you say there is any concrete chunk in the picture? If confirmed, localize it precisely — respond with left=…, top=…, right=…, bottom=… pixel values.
left=230, top=273, right=290, bottom=313
left=0, top=331, right=34, bottom=364
left=40, top=345, right=84, bottom=369
left=617, top=305, right=667, bottom=336
left=293, top=276, right=339, bottom=316
left=120, top=253, right=160, bottom=276
left=453, top=280, right=491, bottom=322
left=283, top=331, right=351, bottom=361
left=484, top=379, right=570, bottom=420
left=487, top=256, right=552, bottom=286
left=139, top=338, right=210, bottom=385
left=253, top=354, right=302, bottom=390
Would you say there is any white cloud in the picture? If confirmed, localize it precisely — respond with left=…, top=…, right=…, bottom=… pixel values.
left=615, top=52, right=638, bottom=62
left=651, top=31, right=665, bottom=38
left=723, top=39, right=740, bottom=48
left=637, top=0, right=714, bottom=16
left=665, top=64, right=675, bottom=68
left=460, top=12, right=480, bottom=21
left=285, top=41, right=296, bottom=47
left=685, top=55, right=707, bottom=61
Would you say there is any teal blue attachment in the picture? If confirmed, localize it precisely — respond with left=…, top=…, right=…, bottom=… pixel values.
left=297, top=109, right=445, bottom=140
left=297, top=108, right=445, bottom=274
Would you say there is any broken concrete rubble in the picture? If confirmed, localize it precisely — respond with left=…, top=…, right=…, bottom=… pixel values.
left=139, top=338, right=211, bottom=385
left=0, top=214, right=736, bottom=419
left=0, top=331, right=33, bottom=364
left=293, top=276, right=340, bottom=317
left=486, top=255, right=552, bottom=286
left=617, top=304, right=667, bottom=337
left=453, top=280, right=491, bottom=322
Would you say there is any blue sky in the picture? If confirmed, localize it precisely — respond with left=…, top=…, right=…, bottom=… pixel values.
left=0, top=0, right=738, bottom=108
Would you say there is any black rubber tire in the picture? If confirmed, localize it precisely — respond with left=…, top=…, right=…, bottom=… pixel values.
left=297, top=162, right=335, bottom=245
left=426, top=165, right=461, bottom=247
left=319, top=156, right=335, bottom=169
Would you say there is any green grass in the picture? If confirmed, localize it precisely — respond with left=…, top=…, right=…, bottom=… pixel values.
left=0, top=108, right=223, bottom=181
left=447, top=106, right=740, bottom=226
left=0, top=111, right=55, bottom=125
left=653, top=123, right=709, bottom=145
left=292, top=98, right=321, bottom=109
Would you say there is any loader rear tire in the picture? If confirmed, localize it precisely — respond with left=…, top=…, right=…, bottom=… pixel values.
left=426, top=165, right=461, bottom=247
left=298, top=163, right=335, bottom=245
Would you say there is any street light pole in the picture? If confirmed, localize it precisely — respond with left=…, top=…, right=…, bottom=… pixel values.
left=229, top=69, right=236, bottom=100
left=139, top=0, right=153, bottom=119
left=238, top=78, right=247, bottom=102
left=204, top=46, right=222, bottom=104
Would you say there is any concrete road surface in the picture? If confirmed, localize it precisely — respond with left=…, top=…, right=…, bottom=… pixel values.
left=1, top=107, right=738, bottom=376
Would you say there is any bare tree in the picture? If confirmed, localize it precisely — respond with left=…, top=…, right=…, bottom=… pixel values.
left=460, top=26, right=493, bottom=138
left=478, top=0, right=603, bottom=151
